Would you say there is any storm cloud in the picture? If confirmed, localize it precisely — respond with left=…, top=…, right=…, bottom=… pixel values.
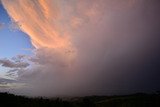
left=1, top=0, right=160, bottom=96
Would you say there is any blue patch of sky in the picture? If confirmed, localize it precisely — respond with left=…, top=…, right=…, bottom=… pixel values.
left=0, top=3, right=33, bottom=77
left=0, top=4, right=33, bottom=58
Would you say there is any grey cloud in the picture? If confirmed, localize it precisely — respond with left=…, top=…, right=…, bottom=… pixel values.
left=7, top=69, right=19, bottom=73
left=0, top=77, right=16, bottom=84
left=5, top=69, right=19, bottom=78
left=0, top=78, right=25, bottom=92
left=11, top=55, right=27, bottom=63
left=5, top=73, right=16, bottom=78
left=0, top=58, right=29, bottom=68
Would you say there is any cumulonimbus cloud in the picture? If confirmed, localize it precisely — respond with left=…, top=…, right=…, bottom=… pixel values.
left=1, top=0, right=160, bottom=96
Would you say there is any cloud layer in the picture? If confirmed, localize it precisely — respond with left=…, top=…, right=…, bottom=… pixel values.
left=0, top=59, right=29, bottom=68
left=1, top=0, right=160, bottom=96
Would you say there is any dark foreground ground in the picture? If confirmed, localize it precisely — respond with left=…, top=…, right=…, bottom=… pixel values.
left=0, top=92, right=160, bottom=107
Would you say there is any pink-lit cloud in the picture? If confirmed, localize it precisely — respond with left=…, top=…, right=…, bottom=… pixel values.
left=1, top=0, right=160, bottom=96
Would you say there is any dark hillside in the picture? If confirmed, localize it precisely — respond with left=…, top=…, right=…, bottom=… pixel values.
left=0, top=92, right=160, bottom=107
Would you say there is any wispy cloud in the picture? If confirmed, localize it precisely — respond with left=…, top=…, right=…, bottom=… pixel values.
left=0, top=77, right=23, bottom=90
left=0, top=23, right=4, bottom=29
left=0, top=58, right=29, bottom=68
left=9, top=20, right=21, bottom=31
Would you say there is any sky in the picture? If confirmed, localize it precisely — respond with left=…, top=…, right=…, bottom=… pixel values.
left=0, top=3, right=32, bottom=79
left=0, top=0, right=160, bottom=97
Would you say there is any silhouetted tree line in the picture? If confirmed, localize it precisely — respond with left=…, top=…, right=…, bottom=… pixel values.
left=0, top=92, right=160, bottom=107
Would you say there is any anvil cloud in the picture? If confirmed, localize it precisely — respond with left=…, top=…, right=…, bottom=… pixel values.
left=1, top=0, right=160, bottom=96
